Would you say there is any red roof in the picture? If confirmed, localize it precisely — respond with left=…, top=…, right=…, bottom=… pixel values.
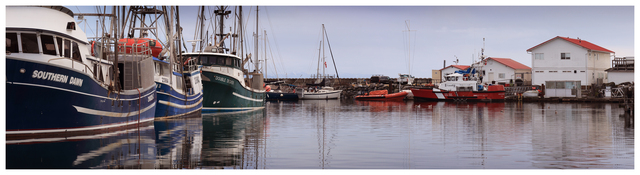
left=439, top=65, right=469, bottom=71
left=526, top=36, right=614, bottom=53
left=486, top=57, right=531, bottom=70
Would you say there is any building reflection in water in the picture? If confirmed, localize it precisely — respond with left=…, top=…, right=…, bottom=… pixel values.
left=529, top=103, right=629, bottom=169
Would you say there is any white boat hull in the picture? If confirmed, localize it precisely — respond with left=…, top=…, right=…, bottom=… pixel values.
left=298, top=90, right=342, bottom=100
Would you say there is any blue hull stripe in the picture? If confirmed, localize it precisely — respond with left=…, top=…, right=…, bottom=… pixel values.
left=73, top=102, right=156, bottom=118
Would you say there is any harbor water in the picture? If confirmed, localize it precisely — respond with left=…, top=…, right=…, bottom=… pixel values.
left=6, top=100, right=634, bottom=169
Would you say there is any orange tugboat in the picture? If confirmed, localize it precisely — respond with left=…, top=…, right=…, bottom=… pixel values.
left=355, top=90, right=408, bottom=101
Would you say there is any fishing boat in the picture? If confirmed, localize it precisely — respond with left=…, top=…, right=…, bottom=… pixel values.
left=411, top=70, right=505, bottom=101
left=355, top=90, right=408, bottom=101
left=185, top=6, right=265, bottom=112
left=121, top=6, right=203, bottom=118
left=6, top=6, right=156, bottom=139
left=296, top=24, right=342, bottom=100
left=153, top=55, right=203, bottom=118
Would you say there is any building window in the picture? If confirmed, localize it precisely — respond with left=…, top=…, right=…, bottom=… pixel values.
left=563, top=71, right=572, bottom=73
left=561, top=53, right=570, bottom=60
left=535, top=53, right=544, bottom=60
left=549, top=71, right=558, bottom=73
left=535, top=70, right=544, bottom=73
left=498, top=73, right=505, bottom=78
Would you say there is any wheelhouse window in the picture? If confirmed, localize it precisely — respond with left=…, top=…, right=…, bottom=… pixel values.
left=561, top=53, right=570, bottom=60
left=6, top=32, right=19, bottom=53
left=72, top=42, right=81, bottom=61
left=56, top=37, right=63, bottom=57
left=225, top=57, right=232, bottom=66
left=20, top=33, right=39, bottom=53
left=217, top=57, right=225, bottom=65
left=40, top=34, right=57, bottom=56
left=63, top=39, right=71, bottom=58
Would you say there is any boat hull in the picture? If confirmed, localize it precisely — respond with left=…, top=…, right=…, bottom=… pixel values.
left=411, top=87, right=505, bottom=101
left=266, top=92, right=299, bottom=100
left=201, top=71, right=265, bottom=113
left=297, top=90, right=342, bottom=100
left=154, top=81, right=203, bottom=118
left=6, top=57, right=156, bottom=139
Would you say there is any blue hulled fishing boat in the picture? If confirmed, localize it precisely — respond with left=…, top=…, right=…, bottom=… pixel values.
left=6, top=6, right=156, bottom=139
left=120, top=6, right=203, bottom=118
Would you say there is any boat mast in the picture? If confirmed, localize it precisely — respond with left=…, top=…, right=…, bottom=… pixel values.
left=316, top=41, right=321, bottom=78
left=264, top=30, right=267, bottom=79
left=322, top=24, right=325, bottom=79
left=254, top=6, right=259, bottom=73
left=199, top=6, right=204, bottom=51
left=238, top=6, right=243, bottom=58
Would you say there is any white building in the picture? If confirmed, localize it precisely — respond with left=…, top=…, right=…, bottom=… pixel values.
left=605, top=56, right=634, bottom=84
left=439, top=65, right=469, bottom=81
left=472, top=57, right=532, bottom=86
left=526, top=36, right=614, bottom=86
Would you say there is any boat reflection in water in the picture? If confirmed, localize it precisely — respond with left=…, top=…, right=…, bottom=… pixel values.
left=199, top=109, right=268, bottom=169
left=355, top=100, right=407, bottom=112
left=6, top=123, right=157, bottom=169
left=153, top=117, right=203, bottom=169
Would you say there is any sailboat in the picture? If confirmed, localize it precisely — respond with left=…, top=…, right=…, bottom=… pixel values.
left=182, top=6, right=265, bottom=112
left=6, top=6, right=156, bottom=138
left=296, top=24, right=342, bottom=100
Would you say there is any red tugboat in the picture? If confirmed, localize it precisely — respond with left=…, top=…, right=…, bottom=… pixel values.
left=411, top=72, right=505, bottom=101
left=355, top=90, right=408, bottom=101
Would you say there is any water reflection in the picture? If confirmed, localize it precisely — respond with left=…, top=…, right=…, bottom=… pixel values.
left=6, top=123, right=157, bottom=169
left=153, top=117, right=203, bottom=169
left=200, top=109, right=267, bottom=169
left=528, top=103, right=630, bottom=169
left=6, top=101, right=633, bottom=169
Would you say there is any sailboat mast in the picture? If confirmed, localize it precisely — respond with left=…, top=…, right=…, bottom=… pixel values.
left=322, top=24, right=325, bottom=79
left=316, top=41, right=321, bottom=78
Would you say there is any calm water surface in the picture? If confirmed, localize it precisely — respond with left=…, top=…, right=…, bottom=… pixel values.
left=6, top=100, right=634, bottom=169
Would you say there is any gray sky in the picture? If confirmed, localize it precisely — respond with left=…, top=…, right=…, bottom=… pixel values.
left=64, top=4, right=634, bottom=79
